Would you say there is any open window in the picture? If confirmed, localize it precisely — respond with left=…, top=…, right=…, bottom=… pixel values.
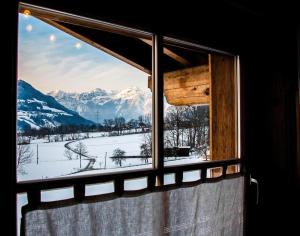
left=16, top=3, right=242, bottom=236
left=158, top=39, right=239, bottom=175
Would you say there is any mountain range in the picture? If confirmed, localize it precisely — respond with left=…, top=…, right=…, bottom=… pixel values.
left=17, top=80, right=94, bottom=131
left=48, top=86, right=152, bottom=123
left=17, top=80, right=152, bottom=131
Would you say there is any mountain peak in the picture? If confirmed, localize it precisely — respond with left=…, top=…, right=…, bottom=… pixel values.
left=114, top=86, right=148, bottom=99
left=51, top=86, right=152, bottom=123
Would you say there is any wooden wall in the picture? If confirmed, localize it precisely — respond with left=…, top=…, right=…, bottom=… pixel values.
left=209, top=54, right=237, bottom=161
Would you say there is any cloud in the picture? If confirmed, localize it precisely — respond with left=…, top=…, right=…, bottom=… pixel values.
left=18, top=40, right=148, bottom=93
left=18, top=14, right=149, bottom=93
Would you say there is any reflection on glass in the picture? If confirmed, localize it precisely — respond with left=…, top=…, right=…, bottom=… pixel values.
left=162, top=42, right=210, bottom=165
left=164, top=105, right=209, bottom=160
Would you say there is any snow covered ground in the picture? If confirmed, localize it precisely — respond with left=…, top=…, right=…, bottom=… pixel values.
left=68, top=133, right=150, bottom=169
left=18, top=132, right=204, bottom=182
left=18, top=140, right=90, bottom=181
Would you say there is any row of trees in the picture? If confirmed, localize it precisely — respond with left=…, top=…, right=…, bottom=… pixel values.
left=103, top=115, right=151, bottom=135
left=18, top=115, right=152, bottom=144
left=139, top=105, right=210, bottom=160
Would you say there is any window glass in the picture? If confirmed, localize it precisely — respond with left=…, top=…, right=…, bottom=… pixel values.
left=161, top=42, right=210, bottom=165
left=17, top=12, right=152, bottom=182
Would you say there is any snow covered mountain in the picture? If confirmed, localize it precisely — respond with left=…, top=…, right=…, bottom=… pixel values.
left=48, top=87, right=152, bottom=123
left=17, top=80, right=94, bottom=131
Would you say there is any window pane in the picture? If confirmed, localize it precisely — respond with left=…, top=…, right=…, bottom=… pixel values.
left=41, top=187, right=74, bottom=202
left=183, top=170, right=200, bottom=182
left=17, top=11, right=152, bottom=182
left=85, top=182, right=114, bottom=196
left=124, top=177, right=147, bottom=190
left=162, top=42, right=210, bottom=165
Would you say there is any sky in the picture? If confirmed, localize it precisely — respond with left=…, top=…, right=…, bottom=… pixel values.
left=18, top=13, right=149, bottom=93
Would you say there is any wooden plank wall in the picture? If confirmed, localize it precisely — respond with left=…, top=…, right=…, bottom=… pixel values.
left=209, top=54, right=237, bottom=173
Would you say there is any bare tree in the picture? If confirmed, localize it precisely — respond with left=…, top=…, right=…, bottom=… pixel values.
left=140, top=132, right=152, bottom=163
left=195, top=125, right=210, bottom=160
left=103, top=119, right=115, bottom=134
left=70, top=132, right=79, bottom=140
left=127, top=119, right=137, bottom=133
left=54, top=135, right=60, bottom=142
left=56, top=125, right=66, bottom=141
left=144, top=114, right=152, bottom=127
left=17, top=144, right=33, bottom=173
left=64, top=148, right=73, bottom=160
left=164, top=106, right=185, bottom=147
left=74, top=142, right=88, bottom=168
left=17, top=135, right=30, bottom=145
left=103, top=119, right=110, bottom=132
left=112, top=148, right=126, bottom=167
left=43, top=124, right=52, bottom=142
left=23, top=129, right=33, bottom=143
left=114, top=117, right=126, bottom=135
left=183, top=106, right=209, bottom=159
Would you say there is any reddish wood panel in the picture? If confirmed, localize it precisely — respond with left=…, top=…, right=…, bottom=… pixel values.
left=209, top=54, right=237, bottom=166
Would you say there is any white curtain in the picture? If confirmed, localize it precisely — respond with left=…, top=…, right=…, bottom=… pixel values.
left=24, top=176, right=244, bottom=236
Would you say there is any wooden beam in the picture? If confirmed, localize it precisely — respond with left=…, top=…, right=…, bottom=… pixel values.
left=36, top=17, right=151, bottom=75
left=16, top=159, right=241, bottom=193
left=164, top=84, right=209, bottom=98
left=140, top=38, right=191, bottom=66
left=148, top=65, right=210, bottom=106
left=164, top=83, right=209, bottom=106
left=19, top=3, right=151, bottom=40
left=165, top=95, right=209, bottom=106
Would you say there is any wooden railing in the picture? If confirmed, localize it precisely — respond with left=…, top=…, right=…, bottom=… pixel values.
left=17, top=158, right=242, bottom=208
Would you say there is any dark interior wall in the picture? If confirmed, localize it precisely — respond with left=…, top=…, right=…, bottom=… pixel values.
left=7, top=1, right=18, bottom=235
left=242, top=21, right=299, bottom=235
left=10, top=1, right=299, bottom=235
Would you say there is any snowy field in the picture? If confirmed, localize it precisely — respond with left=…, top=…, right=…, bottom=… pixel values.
left=18, top=139, right=90, bottom=181
left=18, top=132, right=204, bottom=182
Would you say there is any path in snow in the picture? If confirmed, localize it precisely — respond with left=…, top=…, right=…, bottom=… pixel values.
left=64, top=140, right=96, bottom=171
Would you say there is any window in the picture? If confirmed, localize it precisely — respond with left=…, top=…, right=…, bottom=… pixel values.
left=16, top=3, right=241, bottom=236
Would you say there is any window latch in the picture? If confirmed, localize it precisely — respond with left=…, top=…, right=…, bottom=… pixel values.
left=250, top=175, right=259, bottom=205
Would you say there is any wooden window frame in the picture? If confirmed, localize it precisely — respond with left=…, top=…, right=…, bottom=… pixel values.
left=16, top=2, right=242, bottom=205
